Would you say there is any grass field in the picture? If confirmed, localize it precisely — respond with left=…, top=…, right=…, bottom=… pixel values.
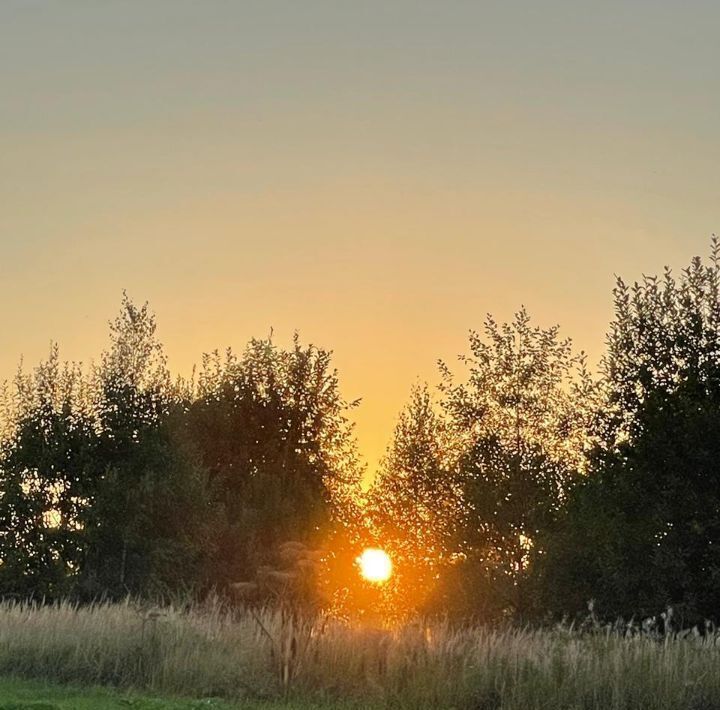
left=3, top=599, right=720, bottom=709
left=0, top=677, right=334, bottom=710
left=0, top=676, right=248, bottom=709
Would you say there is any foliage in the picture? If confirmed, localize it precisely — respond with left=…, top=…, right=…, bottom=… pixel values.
left=365, top=385, right=460, bottom=618
left=0, top=349, right=97, bottom=598
left=434, top=309, right=596, bottom=618
left=78, top=298, right=214, bottom=598
left=0, top=297, right=358, bottom=601
left=7, top=240, right=720, bottom=627
left=370, top=386, right=459, bottom=562
left=603, top=237, right=720, bottom=446
left=185, top=336, right=362, bottom=590
left=538, top=239, right=720, bottom=622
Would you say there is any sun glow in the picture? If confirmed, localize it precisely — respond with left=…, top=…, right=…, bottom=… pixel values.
left=357, top=548, right=393, bottom=583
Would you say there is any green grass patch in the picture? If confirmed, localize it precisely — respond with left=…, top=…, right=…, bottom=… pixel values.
left=0, top=676, right=335, bottom=710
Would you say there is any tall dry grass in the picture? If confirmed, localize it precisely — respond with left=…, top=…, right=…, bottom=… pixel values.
left=1, top=599, right=720, bottom=708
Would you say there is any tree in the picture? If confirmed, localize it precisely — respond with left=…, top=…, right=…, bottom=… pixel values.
left=0, top=348, right=97, bottom=599
left=539, top=238, right=720, bottom=622
left=366, top=384, right=461, bottom=616
left=0, top=295, right=216, bottom=600
left=186, top=334, right=363, bottom=591
left=0, top=296, right=361, bottom=602
left=438, top=308, right=596, bottom=618
left=78, top=295, right=214, bottom=597
left=604, top=242, right=720, bottom=444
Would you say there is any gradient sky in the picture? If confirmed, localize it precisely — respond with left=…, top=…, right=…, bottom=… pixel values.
left=2, top=1, right=718, bottom=476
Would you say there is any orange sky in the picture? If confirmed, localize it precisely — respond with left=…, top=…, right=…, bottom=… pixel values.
left=1, top=2, right=718, bottom=477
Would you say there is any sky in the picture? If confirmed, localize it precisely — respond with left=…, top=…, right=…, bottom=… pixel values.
left=1, top=1, right=718, bottom=477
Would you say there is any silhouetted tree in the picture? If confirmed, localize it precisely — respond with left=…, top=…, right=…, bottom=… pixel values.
left=538, top=239, right=720, bottom=623
left=0, top=348, right=97, bottom=598
left=366, top=384, right=461, bottom=615
left=80, top=296, right=215, bottom=597
left=437, top=309, right=597, bottom=619
left=370, top=386, right=459, bottom=557
left=0, top=296, right=215, bottom=599
left=185, top=335, right=362, bottom=590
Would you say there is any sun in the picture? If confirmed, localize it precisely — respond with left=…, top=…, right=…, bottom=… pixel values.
left=357, top=548, right=393, bottom=583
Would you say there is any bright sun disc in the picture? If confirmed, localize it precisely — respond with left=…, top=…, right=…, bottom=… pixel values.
left=357, top=548, right=393, bottom=583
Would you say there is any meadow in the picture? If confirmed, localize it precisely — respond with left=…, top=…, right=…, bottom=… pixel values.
left=0, top=677, right=297, bottom=710
left=1, top=600, right=720, bottom=710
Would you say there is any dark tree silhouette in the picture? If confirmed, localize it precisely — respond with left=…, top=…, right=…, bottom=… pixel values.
left=538, top=238, right=720, bottom=622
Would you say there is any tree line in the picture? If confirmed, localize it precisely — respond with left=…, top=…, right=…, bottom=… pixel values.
left=0, top=298, right=362, bottom=601
left=3, top=240, right=720, bottom=625
left=369, top=238, right=720, bottom=625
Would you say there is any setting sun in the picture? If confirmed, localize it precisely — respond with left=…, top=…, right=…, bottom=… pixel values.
left=357, top=548, right=393, bottom=584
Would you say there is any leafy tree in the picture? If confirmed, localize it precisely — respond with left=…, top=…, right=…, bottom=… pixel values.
left=0, top=296, right=215, bottom=599
left=77, top=417, right=214, bottom=598
left=0, top=348, right=97, bottom=598
left=78, top=295, right=214, bottom=597
left=437, top=309, right=596, bottom=618
left=366, top=384, right=461, bottom=616
left=186, top=335, right=362, bottom=590
left=539, top=239, right=720, bottom=622
left=0, top=296, right=360, bottom=602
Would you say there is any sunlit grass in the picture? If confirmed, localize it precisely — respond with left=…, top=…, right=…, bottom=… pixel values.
left=2, top=599, right=720, bottom=709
